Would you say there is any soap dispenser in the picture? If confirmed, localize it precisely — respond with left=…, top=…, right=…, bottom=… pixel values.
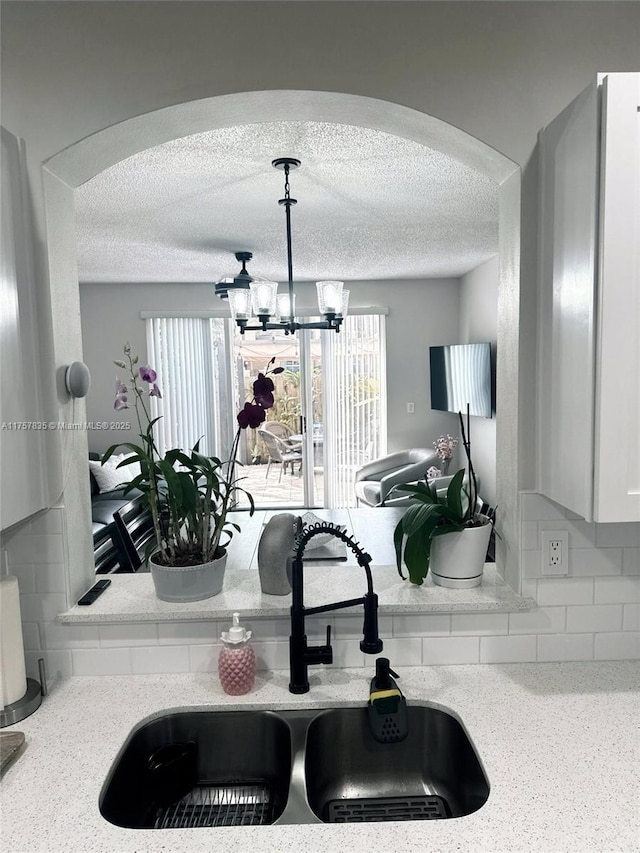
left=367, top=657, right=408, bottom=743
left=218, top=612, right=256, bottom=695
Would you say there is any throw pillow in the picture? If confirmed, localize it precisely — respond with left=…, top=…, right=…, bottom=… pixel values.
left=89, top=454, right=141, bottom=493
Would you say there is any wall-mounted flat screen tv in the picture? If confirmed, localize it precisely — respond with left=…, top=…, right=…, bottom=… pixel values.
left=429, top=342, right=493, bottom=418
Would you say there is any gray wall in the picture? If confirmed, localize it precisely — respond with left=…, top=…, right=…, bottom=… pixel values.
left=459, top=255, right=499, bottom=506
left=79, top=277, right=462, bottom=457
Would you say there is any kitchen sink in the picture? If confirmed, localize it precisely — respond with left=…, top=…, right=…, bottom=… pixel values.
left=100, top=710, right=292, bottom=828
left=100, top=704, right=489, bottom=828
left=304, top=706, right=490, bottom=822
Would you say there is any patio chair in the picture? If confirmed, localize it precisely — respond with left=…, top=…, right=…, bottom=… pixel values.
left=258, top=428, right=303, bottom=481
left=262, top=421, right=302, bottom=451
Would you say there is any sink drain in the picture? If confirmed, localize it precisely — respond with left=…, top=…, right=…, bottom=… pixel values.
left=154, top=783, right=275, bottom=828
left=326, top=794, right=450, bottom=823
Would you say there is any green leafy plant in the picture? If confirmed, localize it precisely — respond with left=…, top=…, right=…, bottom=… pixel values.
left=105, top=343, right=282, bottom=568
left=391, top=409, right=493, bottom=585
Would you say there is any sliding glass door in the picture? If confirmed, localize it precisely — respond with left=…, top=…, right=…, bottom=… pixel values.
left=147, top=313, right=386, bottom=510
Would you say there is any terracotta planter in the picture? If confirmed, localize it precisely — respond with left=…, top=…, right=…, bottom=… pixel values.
left=430, top=518, right=492, bottom=589
left=149, top=548, right=227, bottom=602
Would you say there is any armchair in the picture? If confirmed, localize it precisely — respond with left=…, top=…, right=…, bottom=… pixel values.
left=354, top=448, right=439, bottom=507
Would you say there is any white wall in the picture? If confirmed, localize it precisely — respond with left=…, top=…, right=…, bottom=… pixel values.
left=459, top=255, right=498, bottom=506
left=80, top=277, right=461, bottom=457
left=1, top=2, right=639, bottom=675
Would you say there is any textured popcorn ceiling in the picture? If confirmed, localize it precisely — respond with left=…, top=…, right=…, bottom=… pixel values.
left=75, top=122, right=499, bottom=283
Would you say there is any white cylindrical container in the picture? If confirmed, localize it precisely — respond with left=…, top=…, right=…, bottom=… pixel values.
left=0, top=575, right=27, bottom=708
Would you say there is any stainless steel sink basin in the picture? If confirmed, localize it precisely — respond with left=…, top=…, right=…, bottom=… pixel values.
left=304, top=706, right=489, bottom=822
left=100, top=704, right=488, bottom=828
left=100, top=710, right=292, bottom=828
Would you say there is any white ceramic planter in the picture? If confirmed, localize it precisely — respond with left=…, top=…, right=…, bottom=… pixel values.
left=430, top=518, right=492, bottom=589
left=149, top=549, right=227, bottom=602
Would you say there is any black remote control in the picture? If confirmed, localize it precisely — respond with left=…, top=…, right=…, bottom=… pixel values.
left=77, top=579, right=112, bottom=605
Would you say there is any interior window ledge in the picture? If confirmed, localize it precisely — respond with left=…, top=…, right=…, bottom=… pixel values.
left=58, top=564, right=533, bottom=625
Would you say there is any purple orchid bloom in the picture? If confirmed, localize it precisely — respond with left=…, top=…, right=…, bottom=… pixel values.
left=139, top=365, right=157, bottom=384
left=150, top=383, right=162, bottom=399
left=114, top=377, right=129, bottom=409
left=252, top=373, right=275, bottom=410
left=237, top=402, right=267, bottom=430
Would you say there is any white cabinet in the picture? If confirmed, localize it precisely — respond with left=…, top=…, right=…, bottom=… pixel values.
left=538, top=73, right=640, bottom=523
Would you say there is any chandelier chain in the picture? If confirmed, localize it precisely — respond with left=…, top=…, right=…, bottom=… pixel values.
left=283, top=164, right=291, bottom=202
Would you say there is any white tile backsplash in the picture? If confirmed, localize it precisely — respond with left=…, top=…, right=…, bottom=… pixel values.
left=595, top=523, right=640, bottom=548
left=537, top=634, right=593, bottom=662
left=522, top=549, right=543, bottom=578
left=594, top=632, right=640, bottom=660
left=451, top=613, right=509, bottom=636
left=508, top=606, right=566, bottom=635
left=26, top=649, right=73, bottom=682
left=11, top=564, right=36, bottom=593
left=536, top=578, right=594, bottom=606
left=594, top=576, right=640, bottom=604
left=251, top=640, right=289, bottom=671
left=376, top=637, right=422, bottom=667
left=423, top=636, right=479, bottom=665
left=480, top=634, right=537, bottom=663
left=8, top=533, right=64, bottom=565
left=189, top=644, right=219, bottom=673
left=41, top=621, right=100, bottom=649
left=521, top=521, right=538, bottom=550
left=623, top=548, right=640, bottom=574
left=72, top=648, right=132, bottom=675
left=131, top=645, right=190, bottom=674
left=19, top=592, right=68, bottom=623
left=158, top=621, right=218, bottom=645
left=565, top=604, right=622, bottom=633
left=569, top=548, right=622, bottom=577
left=392, top=614, right=451, bottom=637
left=99, top=623, right=159, bottom=647
left=540, top=519, right=597, bottom=549
left=622, top=604, right=640, bottom=632
left=21, top=622, right=41, bottom=651
left=34, top=563, right=67, bottom=594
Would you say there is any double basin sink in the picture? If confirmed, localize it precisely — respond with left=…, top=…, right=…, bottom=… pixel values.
left=100, top=704, right=489, bottom=828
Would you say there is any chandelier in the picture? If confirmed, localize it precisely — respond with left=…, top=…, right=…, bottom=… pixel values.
left=217, top=158, right=349, bottom=335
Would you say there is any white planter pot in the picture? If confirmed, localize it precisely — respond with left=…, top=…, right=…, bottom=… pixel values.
left=149, top=549, right=227, bottom=602
left=430, top=518, right=492, bottom=589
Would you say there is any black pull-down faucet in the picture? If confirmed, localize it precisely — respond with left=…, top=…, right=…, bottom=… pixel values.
left=289, top=521, right=383, bottom=694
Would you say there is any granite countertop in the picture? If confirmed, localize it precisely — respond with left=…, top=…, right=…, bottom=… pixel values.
left=1, top=662, right=638, bottom=852
left=60, top=508, right=532, bottom=623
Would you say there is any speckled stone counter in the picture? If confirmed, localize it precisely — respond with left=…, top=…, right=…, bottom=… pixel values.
left=59, top=508, right=531, bottom=624
left=59, top=563, right=531, bottom=623
left=1, top=662, right=638, bottom=852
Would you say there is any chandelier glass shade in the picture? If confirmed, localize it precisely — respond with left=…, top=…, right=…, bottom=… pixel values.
left=217, top=158, right=349, bottom=335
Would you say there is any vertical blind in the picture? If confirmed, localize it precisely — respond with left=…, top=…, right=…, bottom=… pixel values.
left=146, top=317, right=227, bottom=457
left=323, top=314, right=387, bottom=508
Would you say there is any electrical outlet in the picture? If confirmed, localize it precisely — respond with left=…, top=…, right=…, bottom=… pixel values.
left=540, top=530, right=569, bottom=575
left=406, top=402, right=415, bottom=414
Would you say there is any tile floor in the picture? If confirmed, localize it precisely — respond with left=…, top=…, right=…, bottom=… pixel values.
left=234, top=461, right=324, bottom=509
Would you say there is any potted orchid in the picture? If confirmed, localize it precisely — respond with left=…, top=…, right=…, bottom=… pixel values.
left=433, top=434, right=459, bottom=476
left=391, top=410, right=495, bottom=588
left=104, top=343, right=282, bottom=601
